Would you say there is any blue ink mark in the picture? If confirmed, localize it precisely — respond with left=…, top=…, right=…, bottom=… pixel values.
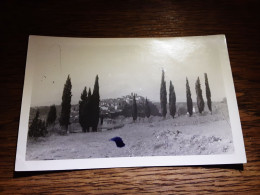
left=110, top=137, right=125, bottom=148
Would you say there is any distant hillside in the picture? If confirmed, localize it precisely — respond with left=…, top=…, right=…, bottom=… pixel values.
left=29, top=94, right=160, bottom=123
left=29, top=94, right=228, bottom=124
left=100, top=93, right=160, bottom=118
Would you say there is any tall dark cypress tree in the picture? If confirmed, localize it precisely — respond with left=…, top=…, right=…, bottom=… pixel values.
left=132, top=94, right=137, bottom=121
left=169, top=81, right=176, bottom=118
left=47, top=105, right=57, bottom=127
left=195, top=77, right=205, bottom=114
left=91, top=75, right=100, bottom=131
left=79, top=87, right=88, bottom=132
left=186, top=78, right=193, bottom=117
left=59, top=75, right=72, bottom=133
left=160, top=70, right=167, bottom=118
left=85, top=88, right=92, bottom=132
left=145, top=97, right=151, bottom=118
left=204, top=73, right=212, bottom=114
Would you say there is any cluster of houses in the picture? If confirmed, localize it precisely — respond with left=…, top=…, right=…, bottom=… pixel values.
left=100, top=93, right=145, bottom=117
left=66, top=93, right=145, bottom=123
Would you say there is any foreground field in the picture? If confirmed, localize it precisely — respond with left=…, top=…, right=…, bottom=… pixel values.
left=26, top=114, right=234, bottom=160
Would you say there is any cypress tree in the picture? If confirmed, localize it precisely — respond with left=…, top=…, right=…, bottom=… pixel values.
left=85, top=88, right=92, bottom=132
left=204, top=73, right=212, bottom=114
left=145, top=97, right=151, bottom=118
left=169, top=81, right=176, bottom=118
left=59, top=75, right=72, bottom=133
left=79, top=87, right=88, bottom=132
left=195, top=77, right=205, bottom=114
left=186, top=78, right=193, bottom=116
left=47, top=105, right=57, bottom=127
left=160, top=70, right=167, bottom=118
left=91, top=75, right=100, bottom=132
left=132, top=94, right=137, bottom=121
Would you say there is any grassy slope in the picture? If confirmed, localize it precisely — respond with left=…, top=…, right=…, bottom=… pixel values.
left=26, top=113, right=233, bottom=160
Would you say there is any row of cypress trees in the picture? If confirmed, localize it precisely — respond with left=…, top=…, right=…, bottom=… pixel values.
left=160, top=70, right=177, bottom=119
left=160, top=70, right=212, bottom=118
left=192, top=73, right=212, bottom=115
left=29, top=74, right=100, bottom=136
left=78, top=75, right=100, bottom=132
left=29, top=71, right=211, bottom=136
left=60, top=74, right=100, bottom=133
left=131, top=70, right=211, bottom=122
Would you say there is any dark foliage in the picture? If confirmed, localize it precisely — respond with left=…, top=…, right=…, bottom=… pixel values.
left=160, top=70, right=167, bottom=118
left=132, top=94, right=137, bottom=121
left=88, top=88, right=92, bottom=99
left=28, top=110, right=47, bottom=138
left=204, top=73, right=212, bottom=113
left=84, top=88, right=92, bottom=132
left=186, top=78, right=193, bottom=116
left=195, top=77, right=205, bottom=113
left=59, top=75, right=72, bottom=132
left=79, top=87, right=88, bottom=132
left=169, top=81, right=176, bottom=118
left=178, top=106, right=188, bottom=116
left=147, top=101, right=160, bottom=116
left=91, top=75, right=100, bottom=131
left=145, top=97, right=151, bottom=118
left=46, top=104, right=56, bottom=126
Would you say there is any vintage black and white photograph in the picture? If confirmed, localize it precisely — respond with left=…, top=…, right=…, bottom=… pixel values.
left=15, top=35, right=246, bottom=171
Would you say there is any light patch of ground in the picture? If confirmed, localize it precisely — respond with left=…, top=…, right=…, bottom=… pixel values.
left=26, top=115, right=233, bottom=160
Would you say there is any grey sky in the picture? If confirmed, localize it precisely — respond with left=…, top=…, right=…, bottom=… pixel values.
left=28, top=35, right=228, bottom=107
